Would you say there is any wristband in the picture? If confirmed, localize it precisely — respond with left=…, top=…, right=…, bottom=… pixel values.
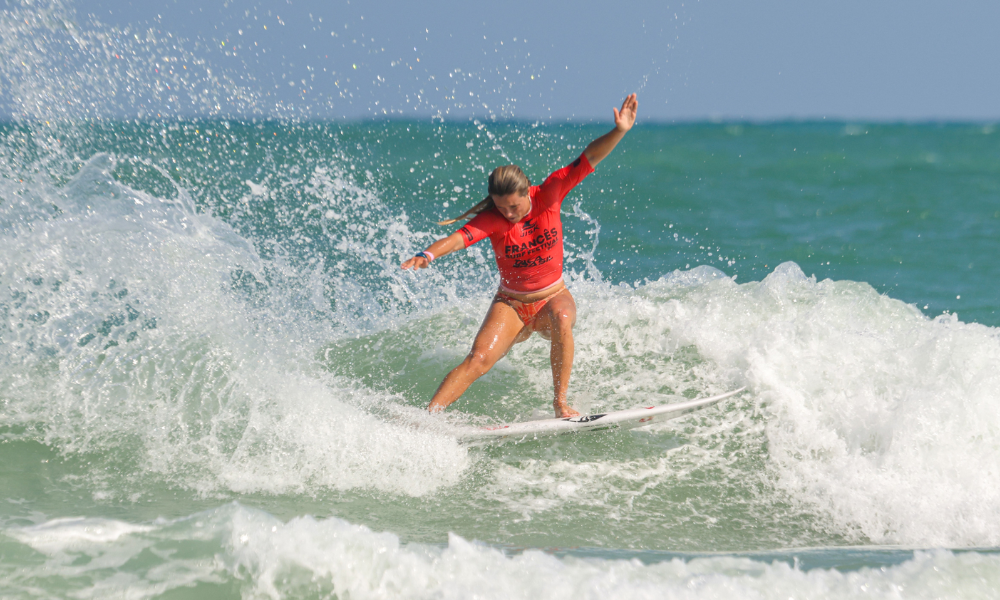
left=416, top=251, right=435, bottom=262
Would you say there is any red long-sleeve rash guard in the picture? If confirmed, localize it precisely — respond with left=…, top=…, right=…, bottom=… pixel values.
left=457, top=153, right=595, bottom=293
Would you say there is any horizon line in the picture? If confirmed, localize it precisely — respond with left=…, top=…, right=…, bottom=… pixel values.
left=1, top=115, right=998, bottom=126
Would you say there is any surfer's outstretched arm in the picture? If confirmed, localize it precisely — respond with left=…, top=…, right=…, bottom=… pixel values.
left=583, top=93, right=638, bottom=168
left=400, top=231, right=465, bottom=270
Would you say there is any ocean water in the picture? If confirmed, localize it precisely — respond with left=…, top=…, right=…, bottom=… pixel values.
left=2, top=117, right=999, bottom=599
left=3, top=4, right=1000, bottom=599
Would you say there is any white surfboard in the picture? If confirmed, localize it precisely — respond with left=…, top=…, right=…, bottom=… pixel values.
left=455, top=387, right=746, bottom=445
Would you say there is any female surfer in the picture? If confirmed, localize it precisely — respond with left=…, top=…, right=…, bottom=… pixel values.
left=401, top=93, right=638, bottom=417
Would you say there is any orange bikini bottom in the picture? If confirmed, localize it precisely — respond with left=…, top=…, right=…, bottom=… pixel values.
left=494, top=286, right=567, bottom=327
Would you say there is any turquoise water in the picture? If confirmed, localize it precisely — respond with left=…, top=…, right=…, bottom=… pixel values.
left=2, top=118, right=1000, bottom=598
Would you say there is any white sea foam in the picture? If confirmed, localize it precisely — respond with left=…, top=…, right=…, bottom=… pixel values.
left=482, top=261, right=1000, bottom=548
left=0, top=152, right=468, bottom=498
left=552, top=262, right=1000, bottom=547
left=4, top=506, right=1000, bottom=600
left=6, top=516, right=154, bottom=554
left=223, top=510, right=1000, bottom=600
left=485, top=456, right=689, bottom=520
left=2, top=515, right=221, bottom=599
left=736, top=264, right=1000, bottom=547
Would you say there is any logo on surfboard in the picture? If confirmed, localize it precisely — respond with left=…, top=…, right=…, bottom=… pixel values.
left=565, top=414, right=607, bottom=423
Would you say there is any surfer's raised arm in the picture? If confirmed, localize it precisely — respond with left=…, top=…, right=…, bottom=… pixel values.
left=583, top=93, right=638, bottom=168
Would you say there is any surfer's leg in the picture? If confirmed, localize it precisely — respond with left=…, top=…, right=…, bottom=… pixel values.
left=427, top=299, right=525, bottom=412
left=534, top=290, right=579, bottom=418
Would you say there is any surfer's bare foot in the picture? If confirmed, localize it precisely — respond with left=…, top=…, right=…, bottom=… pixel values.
left=553, top=400, right=579, bottom=418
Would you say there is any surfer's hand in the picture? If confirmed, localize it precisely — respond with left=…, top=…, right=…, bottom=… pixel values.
left=583, top=94, right=637, bottom=167
left=613, top=94, right=638, bottom=133
left=400, top=255, right=430, bottom=270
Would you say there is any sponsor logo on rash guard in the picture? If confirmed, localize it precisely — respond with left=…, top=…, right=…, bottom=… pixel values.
left=504, top=227, right=559, bottom=260
left=460, top=226, right=475, bottom=242
left=519, top=218, right=539, bottom=236
left=513, top=255, right=554, bottom=269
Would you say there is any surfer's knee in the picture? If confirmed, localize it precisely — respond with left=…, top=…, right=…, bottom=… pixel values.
left=464, top=350, right=495, bottom=375
left=550, top=306, right=575, bottom=334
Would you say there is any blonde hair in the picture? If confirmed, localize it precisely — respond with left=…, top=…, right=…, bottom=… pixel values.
left=437, top=165, right=531, bottom=225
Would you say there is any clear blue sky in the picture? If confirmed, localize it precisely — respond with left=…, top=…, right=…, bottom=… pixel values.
left=11, top=0, right=1000, bottom=121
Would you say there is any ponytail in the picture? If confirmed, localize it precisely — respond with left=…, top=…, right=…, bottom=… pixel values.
left=437, top=197, right=493, bottom=226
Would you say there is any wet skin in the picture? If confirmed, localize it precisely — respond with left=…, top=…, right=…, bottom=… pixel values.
left=401, top=93, right=639, bottom=417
